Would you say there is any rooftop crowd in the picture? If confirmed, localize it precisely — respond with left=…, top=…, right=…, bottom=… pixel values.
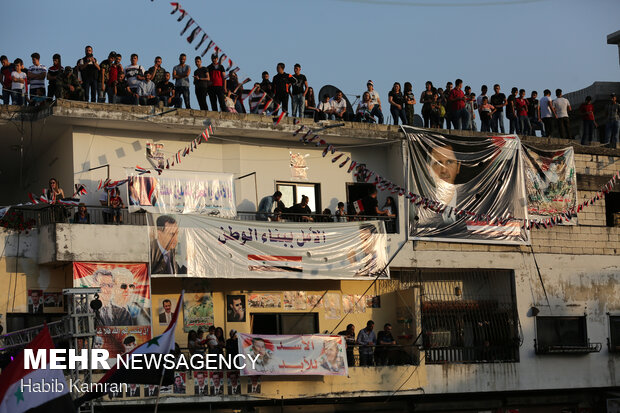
left=1, top=47, right=619, bottom=148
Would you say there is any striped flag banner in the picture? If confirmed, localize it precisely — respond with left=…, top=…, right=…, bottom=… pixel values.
left=247, top=255, right=303, bottom=273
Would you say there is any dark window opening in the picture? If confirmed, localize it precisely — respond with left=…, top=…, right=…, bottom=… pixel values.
left=535, top=316, right=601, bottom=354
left=609, top=316, right=620, bottom=353
left=605, top=191, right=620, bottom=227
left=5, top=313, right=67, bottom=333
left=251, top=313, right=318, bottom=335
left=416, top=269, right=520, bottom=364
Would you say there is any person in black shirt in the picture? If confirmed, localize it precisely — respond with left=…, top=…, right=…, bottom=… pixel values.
left=193, top=56, right=209, bottom=111
left=206, top=54, right=227, bottom=112
left=114, top=71, right=132, bottom=104
left=272, top=62, right=294, bottom=115
left=290, top=63, right=308, bottom=118
left=337, top=324, right=356, bottom=367
left=490, top=84, right=506, bottom=133
left=506, top=87, right=519, bottom=134
left=361, top=187, right=388, bottom=217
left=157, top=71, right=177, bottom=107
left=77, top=45, right=100, bottom=102
left=288, top=195, right=313, bottom=222
left=376, top=323, right=396, bottom=365
left=527, top=90, right=543, bottom=136
left=259, top=71, right=274, bottom=113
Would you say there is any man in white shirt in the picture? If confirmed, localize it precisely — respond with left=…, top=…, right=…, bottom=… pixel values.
left=317, top=93, right=335, bottom=120
left=125, top=53, right=145, bottom=94
left=476, top=85, right=488, bottom=108
left=330, top=91, right=348, bottom=121
left=27, top=53, right=47, bottom=99
left=540, top=89, right=556, bottom=137
left=365, top=80, right=384, bottom=124
left=553, top=88, right=571, bottom=139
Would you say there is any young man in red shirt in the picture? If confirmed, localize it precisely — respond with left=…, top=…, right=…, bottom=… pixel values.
left=579, top=96, right=597, bottom=146
left=206, top=54, right=227, bottom=112
left=448, top=79, right=469, bottom=130
left=516, top=89, right=531, bottom=136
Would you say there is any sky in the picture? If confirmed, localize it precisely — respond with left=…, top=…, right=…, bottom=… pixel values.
left=1, top=0, right=619, bottom=108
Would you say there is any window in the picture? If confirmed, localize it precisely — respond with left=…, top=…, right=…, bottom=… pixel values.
left=535, top=316, right=601, bottom=354
left=416, top=269, right=520, bottom=364
left=251, top=313, right=318, bottom=335
left=276, top=182, right=321, bottom=213
left=609, top=316, right=620, bottom=353
left=605, top=191, right=620, bottom=227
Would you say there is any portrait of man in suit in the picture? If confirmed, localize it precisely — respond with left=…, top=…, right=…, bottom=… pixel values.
left=150, top=215, right=186, bottom=275
left=209, top=371, right=224, bottom=395
left=145, top=384, right=159, bottom=397
left=247, top=375, right=261, bottom=394
left=93, top=269, right=134, bottom=326
left=28, top=290, right=44, bottom=314
left=227, top=371, right=241, bottom=395
left=193, top=371, right=208, bottom=396
left=159, top=299, right=173, bottom=325
left=126, top=383, right=140, bottom=397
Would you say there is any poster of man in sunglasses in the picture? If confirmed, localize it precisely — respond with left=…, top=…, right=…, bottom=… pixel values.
left=73, top=262, right=152, bottom=357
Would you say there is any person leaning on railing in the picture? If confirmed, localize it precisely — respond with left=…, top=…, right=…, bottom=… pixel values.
left=73, top=203, right=91, bottom=224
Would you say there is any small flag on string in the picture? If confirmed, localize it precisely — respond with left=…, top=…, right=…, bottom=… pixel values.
left=195, top=33, right=208, bottom=50
left=293, top=125, right=305, bottom=136
left=181, top=18, right=195, bottom=36
left=273, top=111, right=286, bottom=126
left=347, top=161, right=358, bottom=173
left=332, top=153, right=343, bottom=163
left=176, top=9, right=187, bottom=22
left=201, top=41, right=215, bottom=57
left=170, top=2, right=180, bottom=14
left=187, top=26, right=201, bottom=43
left=135, top=166, right=150, bottom=175
left=339, top=156, right=350, bottom=168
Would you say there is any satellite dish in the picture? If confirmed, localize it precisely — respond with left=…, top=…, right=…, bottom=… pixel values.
left=317, top=85, right=355, bottom=116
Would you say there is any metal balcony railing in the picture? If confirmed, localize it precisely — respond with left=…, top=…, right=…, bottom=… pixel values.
left=424, top=344, right=520, bottom=364
left=3, top=205, right=396, bottom=231
left=534, top=339, right=602, bottom=355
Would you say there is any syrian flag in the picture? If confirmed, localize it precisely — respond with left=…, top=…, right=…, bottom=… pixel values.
left=247, top=255, right=302, bottom=273
left=353, top=199, right=364, bottom=214
left=0, top=325, right=74, bottom=413
left=28, top=193, right=40, bottom=205
left=75, top=292, right=184, bottom=407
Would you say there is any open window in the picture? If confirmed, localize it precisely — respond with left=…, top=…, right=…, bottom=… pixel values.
left=609, top=316, right=620, bottom=353
left=276, top=182, right=321, bottom=214
left=251, top=313, right=319, bottom=335
left=535, top=316, right=601, bottom=354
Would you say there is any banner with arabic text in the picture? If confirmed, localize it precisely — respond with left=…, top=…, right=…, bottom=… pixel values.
left=73, top=262, right=152, bottom=358
left=146, top=214, right=388, bottom=279
left=237, top=334, right=348, bottom=376
left=523, top=145, right=577, bottom=224
left=405, top=126, right=528, bottom=244
left=126, top=169, right=235, bottom=216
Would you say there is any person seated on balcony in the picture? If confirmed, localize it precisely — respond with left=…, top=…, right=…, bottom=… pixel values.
left=109, top=188, right=124, bottom=225
left=289, top=195, right=314, bottom=222
left=47, top=177, right=65, bottom=203
left=356, top=320, right=376, bottom=366
left=382, top=196, right=397, bottom=233
left=206, top=326, right=219, bottom=354
left=375, top=323, right=397, bottom=365
left=321, top=208, right=332, bottom=222
left=257, top=190, right=283, bottom=221
left=335, top=202, right=347, bottom=222
left=316, top=93, right=335, bottom=121
left=73, top=203, right=91, bottom=224
left=337, top=323, right=356, bottom=367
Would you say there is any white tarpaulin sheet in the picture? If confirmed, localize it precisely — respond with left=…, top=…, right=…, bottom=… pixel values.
left=147, top=214, right=389, bottom=279
left=126, top=169, right=236, bottom=217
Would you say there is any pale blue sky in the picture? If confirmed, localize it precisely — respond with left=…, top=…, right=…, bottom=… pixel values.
left=1, top=0, right=619, bottom=107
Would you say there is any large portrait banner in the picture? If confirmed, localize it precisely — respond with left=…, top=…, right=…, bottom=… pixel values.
left=523, top=145, right=577, bottom=224
left=237, top=334, right=348, bottom=376
left=147, top=214, right=389, bottom=279
left=405, top=126, right=528, bottom=244
left=73, top=262, right=152, bottom=358
left=126, top=169, right=236, bottom=217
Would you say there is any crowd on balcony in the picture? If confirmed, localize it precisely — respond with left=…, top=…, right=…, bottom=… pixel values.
left=2, top=47, right=618, bottom=147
